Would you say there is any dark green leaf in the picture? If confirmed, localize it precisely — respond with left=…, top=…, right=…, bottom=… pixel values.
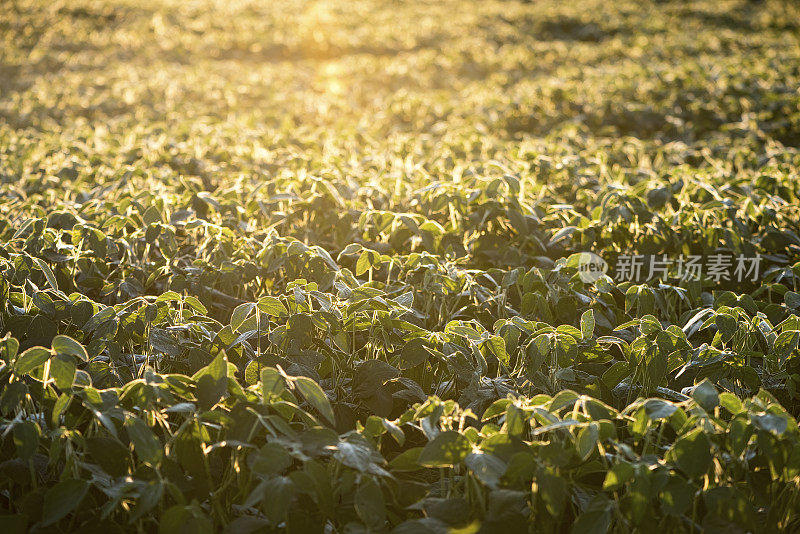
left=124, top=417, right=163, bottom=466
left=417, top=431, right=471, bottom=468
left=355, top=477, right=386, bottom=530
left=51, top=335, right=88, bottom=361
left=42, top=479, right=90, bottom=526
left=668, top=428, right=711, bottom=480
left=50, top=354, right=76, bottom=390
left=691, top=379, right=719, bottom=411
left=13, top=421, right=39, bottom=462
left=294, top=376, right=335, bottom=425
left=14, top=347, right=50, bottom=375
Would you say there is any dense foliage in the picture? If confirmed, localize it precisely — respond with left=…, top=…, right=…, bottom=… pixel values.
left=2, top=0, right=800, bottom=531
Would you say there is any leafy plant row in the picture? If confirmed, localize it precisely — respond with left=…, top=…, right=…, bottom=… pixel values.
left=1, top=333, right=798, bottom=532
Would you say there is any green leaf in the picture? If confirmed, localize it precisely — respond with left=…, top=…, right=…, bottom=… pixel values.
left=659, top=477, right=694, bottom=515
left=263, top=477, right=296, bottom=524
left=50, top=354, right=76, bottom=390
left=580, top=310, right=595, bottom=340
left=155, top=290, right=181, bottom=303
left=629, top=406, right=649, bottom=437
left=184, top=296, right=208, bottom=314
left=13, top=421, right=39, bottom=462
left=639, top=314, right=662, bottom=335
left=142, top=205, right=161, bottom=225
left=668, top=428, right=711, bottom=480
left=34, top=257, right=59, bottom=293
left=42, top=479, right=90, bottom=526
left=356, top=249, right=380, bottom=276
left=286, top=314, right=314, bottom=345
left=334, top=438, right=389, bottom=476
left=533, top=419, right=582, bottom=436
left=230, top=302, right=256, bottom=331
left=505, top=403, right=526, bottom=438
left=774, top=330, right=800, bottom=366
left=526, top=333, right=550, bottom=372
left=197, top=374, right=227, bottom=411
left=785, top=291, right=800, bottom=309
left=727, top=416, right=752, bottom=458
left=149, top=327, right=180, bottom=357
left=355, top=477, right=386, bottom=530
left=244, top=360, right=260, bottom=386
left=537, top=468, right=568, bottom=517
left=159, top=505, right=214, bottom=534
left=248, top=443, right=293, bottom=475
left=51, top=393, right=71, bottom=426
left=83, top=307, right=116, bottom=332
left=703, top=486, right=756, bottom=530
left=86, top=436, right=129, bottom=477
left=124, top=416, right=163, bottom=466
left=553, top=334, right=578, bottom=364
left=173, top=421, right=207, bottom=476
left=483, top=336, right=509, bottom=366
left=556, top=324, right=583, bottom=339
left=398, top=337, right=430, bottom=369
left=257, top=296, right=288, bottom=317
left=464, top=452, right=506, bottom=488
left=715, top=313, right=737, bottom=343
left=261, top=367, right=285, bottom=399
left=750, top=412, right=788, bottom=436
left=691, top=379, right=719, bottom=411
left=129, top=479, right=163, bottom=523
left=575, top=422, right=599, bottom=461
left=51, top=335, right=88, bottom=361
left=0, top=335, right=19, bottom=363
left=601, top=361, right=630, bottom=389
left=548, top=390, right=580, bottom=411
left=548, top=226, right=577, bottom=248
left=570, top=494, right=613, bottom=534
left=644, top=398, right=677, bottom=420
left=353, top=360, right=400, bottom=398
left=417, top=431, right=471, bottom=468
left=388, top=447, right=424, bottom=471
left=195, top=351, right=228, bottom=410
left=293, top=376, right=335, bottom=425
left=602, top=461, right=634, bottom=491
left=719, top=392, right=744, bottom=415
left=482, top=399, right=513, bottom=421
left=14, top=346, right=50, bottom=375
